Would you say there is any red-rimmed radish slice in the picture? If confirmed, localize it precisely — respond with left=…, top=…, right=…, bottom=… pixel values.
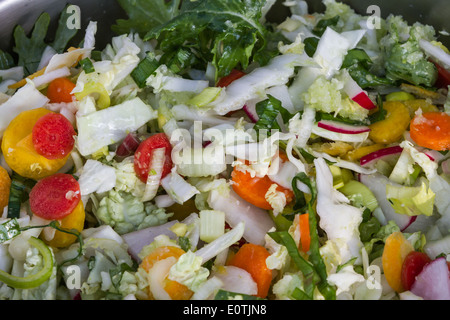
left=317, top=120, right=371, bottom=134
left=360, top=145, right=403, bottom=166
left=116, top=132, right=141, bottom=157
left=29, top=173, right=81, bottom=220
left=243, top=104, right=258, bottom=123
left=343, top=75, right=376, bottom=110
left=410, top=257, right=450, bottom=300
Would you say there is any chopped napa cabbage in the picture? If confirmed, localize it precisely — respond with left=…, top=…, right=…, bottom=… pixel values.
left=302, top=75, right=369, bottom=121
left=146, top=64, right=209, bottom=95
left=112, top=156, right=146, bottom=198
left=77, top=159, right=116, bottom=196
left=161, top=167, right=200, bottom=204
left=271, top=273, right=304, bottom=300
left=322, top=0, right=363, bottom=32
left=173, top=146, right=227, bottom=178
left=265, top=184, right=287, bottom=216
left=386, top=179, right=435, bottom=217
left=95, top=189, right=174, bottom=235
left=209, top=53, right=312, bottom=115
left=13, top=246, right=57, bottom=300
left=264, top=230, right=289, bottom=271
left=168, top=250, right=210, bottom=292
left=76, top=97, right=157, bottom=156
left=314, top=157, right=364, bottom=263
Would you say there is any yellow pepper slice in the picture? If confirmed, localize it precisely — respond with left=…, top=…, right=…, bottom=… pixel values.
left=369, top=101, right=410, bottom=144
left=46, top=200, right=85, bottom=248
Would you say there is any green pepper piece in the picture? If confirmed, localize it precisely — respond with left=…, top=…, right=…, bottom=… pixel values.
left=0, top=237, right=53, bottom=289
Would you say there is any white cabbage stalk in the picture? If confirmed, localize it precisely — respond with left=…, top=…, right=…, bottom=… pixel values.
left=310, top=150, right=377, bottom=175
left=315, top=157, right=364, bottom=263
left=37, top=46, right=57, bottom=70
left=76, top=97, right=157, bottom=156
left=161, top=168, right=200, bottom=204
left=32, top=67, right=71, bottom=89
left=314, top=28, right=366, bottom=79
left=0, top=66, right=24, bottom=82
left=207, top=189, right=274, bottom=245
left=142, top=148, right=166, bottom=202
left=191, top=276, right=224, bottom=300
left=289, top=106, right=316, bottom=148
left=146, top=65, right=209, bottom=94
left=210, top=53, right=314, bottom=115
left=77, top=159, right=116, bottom=196
left=288, top=28, right=365, bottom=108
left=171, top=104, right=239, bottom=127
left=0, top=83, right=49, bottom=137
left=45, top=48, right=92, bottom=73
left=83, top=21, right=98, bottom=53
left=212, top=266, right=258, bottom=296
left=174, top=146, right=226, bottom=177
left=194, top=222, right=245, bottom=263
left=419, top=39, right=450, bottom=70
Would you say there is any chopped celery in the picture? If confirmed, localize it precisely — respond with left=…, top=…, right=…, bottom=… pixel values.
left=329, top=165, right=345, bottom=189
left=199, top=210, right=225, bottom=243
left=339, top=180, right=379, bottom=211
left=341, top=168, right=354, bottom=184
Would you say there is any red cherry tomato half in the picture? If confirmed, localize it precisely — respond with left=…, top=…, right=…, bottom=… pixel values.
left=401, top=251, right=432, bottom=291
left=29, top=173, right=81, bottom=220
left=46, top=78, right=76, bottom=103
left=32, top=113, right=76, bottom=160
left=134, top=133, right=173, bottom=183
left=216, top=69, right=246, bottom=87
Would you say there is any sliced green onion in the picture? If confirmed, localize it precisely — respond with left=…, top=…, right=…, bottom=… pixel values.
left=131, top=52, right=160, bottom=88
left=0, top=237, right=53, bottom=289
left=199, top=210, right=225, bottom=243
left=79, top=57, right=95, bottom=74
left=188, top=87, right=222, bottom=108
left=74, top=82, right=111, bottom=110
left=0, top=218, right=21, bottom=243
left=339, top=180, right=379, bottom=212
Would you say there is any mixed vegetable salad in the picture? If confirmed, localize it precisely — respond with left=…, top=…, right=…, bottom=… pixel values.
left=0, top=0, right=449, bottom=300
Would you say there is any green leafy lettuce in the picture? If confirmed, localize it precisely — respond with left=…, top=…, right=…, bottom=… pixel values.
left=142, top=0, right=275, bottom=80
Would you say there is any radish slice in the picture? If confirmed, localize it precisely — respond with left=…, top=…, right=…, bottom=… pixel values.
left=410, top=257, right=450, bottom=300
left=360, top=146, right=403, bottom=166
left=243, top=104, right=258, bottom=123
left=343, top=74, right=376, bottom=110
left=359, top=173, right=415, bottom=231
left=317, top=120, right=371, bottom=134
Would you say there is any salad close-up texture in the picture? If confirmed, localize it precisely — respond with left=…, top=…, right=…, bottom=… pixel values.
left=0, top=0, right=449, bottom=301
